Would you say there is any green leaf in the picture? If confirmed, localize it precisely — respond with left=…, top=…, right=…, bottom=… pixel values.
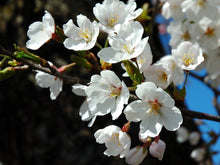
left=122, top=60, right=144, bottom=86
left=71, top=54, right=92, bottom=70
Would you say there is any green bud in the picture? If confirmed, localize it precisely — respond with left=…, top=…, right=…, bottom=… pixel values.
left=122, top=60, right=144, bottom=86
left=0, top=67, right=15, bottom=81
left=13, top=45, right=47, bottom=66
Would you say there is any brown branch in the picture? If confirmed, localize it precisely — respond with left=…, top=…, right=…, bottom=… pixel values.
left=180, top=108, right=220, bottom=122
left=0, top=45, right=88, bottom=84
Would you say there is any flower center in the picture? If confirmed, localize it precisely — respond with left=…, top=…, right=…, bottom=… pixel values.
left=197, top=0, right=205, bottom=7
left=204, top=27, right=215, bottom=37
left=110, top=86, right=122, bottom=97
left=107, top=14, right=119, bottom=27
left=149, top=100, right=161, bottom=114
left=122, top=43, right=134, bottom=54
left=182, top=31, right=191, bottom=40
left=157, top=70, right=168, bottom=83
left=111, top=133, right=122, bottom=146
left=182, top=53, right=194, bottom=66
left=79, top=29, right=91, bottom=41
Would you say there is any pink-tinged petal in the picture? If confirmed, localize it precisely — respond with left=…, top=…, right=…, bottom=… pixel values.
left=161, top=106, right=183, bottom=131
left=149, top=139, right=166, bottom=160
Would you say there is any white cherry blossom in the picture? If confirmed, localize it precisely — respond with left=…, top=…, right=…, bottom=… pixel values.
left=35, top=62, right=63, bottom=100
left=94, top=125, right=131, bottom=158
left=26, top=11, right=55, bottom=50
left=172, top=41, right=204, bottom=70
left=143, top=63, right=172, bottom=89
left=176, top=126, right=189, bottom=143
left=124, top=82, right=183, bottom=138
left=85, top=70, right=129, bottom=120
left=161, top=0, right=185, bottom=22
left=93, top=0, right=142, bottom=34
left=157, top=55, right=184, bottom=86
left=125, top=145, right=148, bottom=165
left=72, top=84, right=96, bottom=127
left=98, top=21, right=149, bottom=63
left=63, top=14, right=99, bottom=51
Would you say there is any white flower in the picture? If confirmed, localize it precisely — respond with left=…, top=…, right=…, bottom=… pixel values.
left=172, top=41, right=204, bottom=70
left=72, top=84, right=97, bottom=127
left=124, top=82, right=183, bottom=138
left=167, top=21, right=196, bottom=49
left=125, top=146, right=148, bottom=165
left=26, top=11, right=55, bottom=50
left=98, top=21, right=149, bottom=63
left=63, top=14, right=99, bottom=51
left=191, top=147, right=206, bottom=162
left=189, top=131, right=200, bottom=146
left=122, top=44, right=153, bottom=77
left=176, top=126, right=189, bottom=143
left=94, top=125, right=131, bottom=158
left=181, top=0, right=218, bottom=21
left=197, top=17, right=220, bottom=50
left=93, top=0, right=142, bottom=33
left=143, top=63, right=173, bottom=89
left=35, top=62, right=63, bottom=100
left=85, top=70, right=129, bottom=120
left=149, top=139, right=166, bottom=160
left=157, top=55, right=184, bottom=86
left=161, top=0, right=185, bottom=22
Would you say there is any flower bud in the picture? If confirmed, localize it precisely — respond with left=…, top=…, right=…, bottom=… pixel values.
left=191, top=147, right=206, bottom=162
left=149, top=139, right=166, bottom=160
left=125, top=146, right=148, bottom=165
left=176, top=126, right=189, bottom=143
left=189, top=131, right=200, bottom=146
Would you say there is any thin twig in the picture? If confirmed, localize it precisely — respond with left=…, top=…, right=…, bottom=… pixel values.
left=0, top=45, right=88, bottom=84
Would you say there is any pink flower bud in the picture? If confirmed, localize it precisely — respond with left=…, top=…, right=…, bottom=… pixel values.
left=149, top=139, right=166, bottom=160
left=125, top=146, right=148, bottom=165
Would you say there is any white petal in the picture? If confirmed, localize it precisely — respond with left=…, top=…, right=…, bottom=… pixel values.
left=35, top=71, right=55, bottom=88
left=161, top=106, right=183, bottom=131
left=72, top=84, right=87, bottom=96
left=139, top=114, right=162, bottom=138
left=124, top=100, right=149, bottom=122
left=49, top=79, right=63, bottom=100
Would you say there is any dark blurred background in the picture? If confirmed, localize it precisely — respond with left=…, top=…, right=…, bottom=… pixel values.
left=0, top=0, right=207, bottom=164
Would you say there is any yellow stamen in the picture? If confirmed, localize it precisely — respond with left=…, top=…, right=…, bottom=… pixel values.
left=149, top=100, right=161, bottom=114
left=182, top=53, right=194, bottom=66
left=157, top=70, right=168, bottom=83
left=79, top=29, right=91, bottom=41
left=111, top=133, right=122, bottom=146
left=107, top=14, right=119, bottom=27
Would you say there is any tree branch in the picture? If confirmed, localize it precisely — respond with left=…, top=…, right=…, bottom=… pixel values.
left=180, top=108, right=220, bottom=122
left=0, top=45, right=89, bottom=84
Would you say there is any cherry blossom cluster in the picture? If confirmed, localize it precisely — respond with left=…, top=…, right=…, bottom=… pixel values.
left=25, top=0, right=206, bottom=164
left=161, top=0, right=220, bottom=88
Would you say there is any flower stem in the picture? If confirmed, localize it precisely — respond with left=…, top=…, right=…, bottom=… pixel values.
left=104, top=38, right=109, bottom=48
left=183, top=70, right=189, bottom=89
left=95, top=42, right=103, bottom=50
